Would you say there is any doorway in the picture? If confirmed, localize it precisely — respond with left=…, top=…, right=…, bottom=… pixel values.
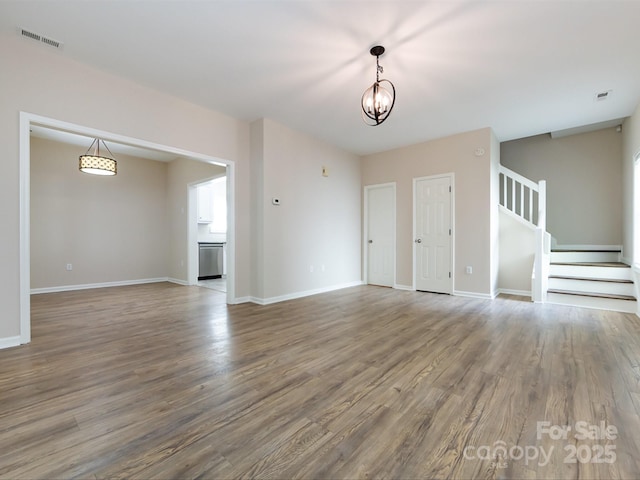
left=189, top=176, right=228, bottom=294
left=19, top=112, right=237, bottom=345
left=364, top=183, right=396, bottom=287
left=413, top=174, right=453, bottom=294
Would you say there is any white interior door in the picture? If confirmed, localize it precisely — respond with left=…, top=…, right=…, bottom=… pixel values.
left=414, top=175, right=452, bottom=293
left=366, top=183, right=395, bottom=287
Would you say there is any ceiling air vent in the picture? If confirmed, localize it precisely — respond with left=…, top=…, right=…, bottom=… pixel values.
left=19, top=27, right=63, bottom=50
left=594, top=90, right=612, bottom=102
left=21, top=28, right=40, bottom=42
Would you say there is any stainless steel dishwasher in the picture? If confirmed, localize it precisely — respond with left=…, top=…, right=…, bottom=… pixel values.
left=198, top=243, right=223, bottom=279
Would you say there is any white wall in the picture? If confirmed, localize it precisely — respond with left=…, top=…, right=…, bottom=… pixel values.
left=498, top=211, right=535, bottom=294
left=501, top=128, right=623, bottom=246
left=0, top=33, right=250, bottom=341
left=30, top=137, right=169, bottom=289
left=252, top=118, right=362, bottom=302
left=361, top=128, right=495, bottom=297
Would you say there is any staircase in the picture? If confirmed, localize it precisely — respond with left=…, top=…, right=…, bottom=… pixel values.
left=499, top=165, right=637, bottom=314
left=547, top=249, right=637, bottom=313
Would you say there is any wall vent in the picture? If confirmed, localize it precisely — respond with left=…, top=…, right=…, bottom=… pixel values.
left=19, top=27, right=63, bottom=50
left=594, top=90, right=612, bottom=102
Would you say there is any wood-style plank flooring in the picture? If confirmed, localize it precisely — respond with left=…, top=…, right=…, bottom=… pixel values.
left=1, top=283, right=640, bottom=479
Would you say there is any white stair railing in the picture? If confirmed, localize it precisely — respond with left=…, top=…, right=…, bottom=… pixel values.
left=499, top=165, right=545, bottom=230
left=499, top=165, right=549, bottom=302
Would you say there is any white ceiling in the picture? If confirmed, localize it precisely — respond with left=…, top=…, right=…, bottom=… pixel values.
left=3, top=0, right=640, bottom=156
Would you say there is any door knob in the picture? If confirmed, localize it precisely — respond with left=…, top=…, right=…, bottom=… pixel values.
left=415, top=238, right=422, bottom=243
left=368, top=240, right=373, bottom=244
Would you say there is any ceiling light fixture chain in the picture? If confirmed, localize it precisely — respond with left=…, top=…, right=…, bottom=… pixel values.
left=361, top=45, right=396, bottom=126
left=91, top=137, right=116, bottom=160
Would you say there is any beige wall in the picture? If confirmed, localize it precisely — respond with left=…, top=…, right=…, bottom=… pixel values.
left=166, top=158, right=225, bottom=281
left=1, top=33, right=365, bottom=341
left=252, top=118, right=362, bottom=301
left=30, top=137, right=169, bottom=289
left=362, top=128, right=495, bottom=297
left=250, top=121, right=265, bottom=299
left=622, top=102, right=640, bottom=264
left=30, top=137, right=226, bottom=290
left=501, top=128, right=623, bottom=246
left=0, top=34, right=250, bottom=340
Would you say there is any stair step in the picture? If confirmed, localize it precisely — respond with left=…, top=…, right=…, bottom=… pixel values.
left=549, top=264, right=632, bottom=281
left=548, top=277, right=636, bottom=297
left=551, top=262, right=628, bottom=267
left=547, top=289, right=635, bottom=301
left=549, top=275, right=633, bottom=284
left=550, top=250, right=620, bottom=263
left=552, top=249, right=621, bottom=252
left=547, top=291, right=637, bottom=313
left=547, top=253, right=636, bottom=312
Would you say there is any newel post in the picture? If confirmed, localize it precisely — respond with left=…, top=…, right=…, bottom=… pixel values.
left=538, top=180, right=546, bottom=231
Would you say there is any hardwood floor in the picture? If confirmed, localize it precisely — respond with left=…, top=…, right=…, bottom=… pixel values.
left=1, top=283, right=640, bottom=479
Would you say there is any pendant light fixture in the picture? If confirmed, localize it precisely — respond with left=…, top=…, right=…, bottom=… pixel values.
left=79, top=138, right=117, bottom=176
left=361, top=45, right=396, bottom=126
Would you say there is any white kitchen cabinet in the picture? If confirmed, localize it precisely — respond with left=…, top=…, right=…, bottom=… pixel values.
left=197, top=183, right=213, bottom=223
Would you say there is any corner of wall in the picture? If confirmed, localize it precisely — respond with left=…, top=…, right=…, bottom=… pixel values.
left=622, top=102, right=640, bottom=265
left=249, top=120, right=266, bottom=300
left=490, top=128, right=501, bottom=296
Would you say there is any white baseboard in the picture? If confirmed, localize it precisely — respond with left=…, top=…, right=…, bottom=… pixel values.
left=30, top=277, right=169, bottom=294
left=167, top=277, right=189, bottom=286
left=251, top=281, right=364, bottom=306
left=232, top=296, right=253, bottom=304
left=453, top=290, right=495, bottom=300
left=0, top=336, right=21, bottom=350
left=392, top=287, right=495, bottom=299
left=497, top=288, right=532, bottom=297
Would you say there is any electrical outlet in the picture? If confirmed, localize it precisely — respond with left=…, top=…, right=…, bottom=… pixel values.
left=466, top=266, right=472, bottom=274
left=66, top=263, right=73, bottom=271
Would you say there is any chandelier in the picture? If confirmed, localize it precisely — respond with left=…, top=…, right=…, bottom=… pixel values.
left=79, top=138, right=117, bottom=176
left=361, top=45, right=396, bottom=126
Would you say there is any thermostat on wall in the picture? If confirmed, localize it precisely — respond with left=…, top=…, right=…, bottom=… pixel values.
left=272, top=197, right=281, bottom=205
